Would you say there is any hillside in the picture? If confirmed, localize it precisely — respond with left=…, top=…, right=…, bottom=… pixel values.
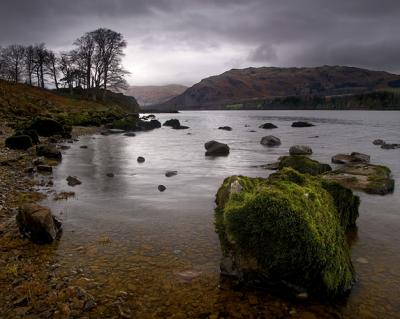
left=158, top=66, right=400, bottom=110
left=125, top=84, right=187, bottom=107
left=0, top=80, right=140, bottom=124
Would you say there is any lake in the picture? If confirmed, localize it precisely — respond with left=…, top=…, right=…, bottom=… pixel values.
left=42, top=110, right=400, bottom=318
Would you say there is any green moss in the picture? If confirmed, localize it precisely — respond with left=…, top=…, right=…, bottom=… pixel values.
left=111, top=115, right=140, bottom=130
left=278, top=155, right=332, bottom=175
left=215, top=168, right=355, bottom=297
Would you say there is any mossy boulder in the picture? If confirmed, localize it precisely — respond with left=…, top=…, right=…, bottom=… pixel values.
left=5, top=135, right=33, bottom=150
left=112, top=115, right=161, bottom=131
left=278, top=155, right=332, bottom=175
left=15, top=129, right=40, bottom=144
left=215, top=168, right=357, bottom=297
left=28, top=117, right=70, bottom=137
left=324, top=163, right=394, bottom=195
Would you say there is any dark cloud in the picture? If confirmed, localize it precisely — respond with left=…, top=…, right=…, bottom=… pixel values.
left=1, top=0, right=399, bottom=85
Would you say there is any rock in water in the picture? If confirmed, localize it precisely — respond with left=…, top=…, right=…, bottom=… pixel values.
left=278, top=156, right=331, bottom=175
left=381, top=143, right=400, bottom=149
left=5, top=135, right=33, bottom=150
left=163, top=119, right=181, bottom=128
left=289, top=145, right=312, bottom=155
left=165, top=171, right=178, bottom=177
left=332, top=152, right=370, bottom=164
left=36, top=145, right=62, bottom=161
left=291, top=121, right=315, bottom=127
left=259, top=123, right=278, bottom=129
left=158, top=185, right=166, bottom=192
left=260, top=135, right=281, bottom=147
left=215, top=168, right=357, bottom=297
left=218, top=126, right=232, bottom=131
left=66, top=176, right=82, bottom=186
left=205, top=140, right=230, bottom=156
left=324, top=163, right=394, bottom=195
left=373, top=139, right=385, bottom=145
left=124, top=132, right=136, bottom=137
left=137, top=156, right=145, bottom=163
left=16, top=204, right=62, bottom=244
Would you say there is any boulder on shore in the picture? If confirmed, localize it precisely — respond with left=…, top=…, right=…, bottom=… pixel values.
left=215, top=168, right=357, bottom=297
left=291, top=121, right=315, bottom=127
left=5, top=135, right=33, bottom=150
left=16, top=204, right=62, bottom=244
left=260, top=135, right=281, bottom=147
left=205, top=140, right=230, bottom=156
left=259, top=123, right=278, bottom=129
left=324, top=163, right=395, bottom=195
left=36, top=144, right=62, bottom=161
left=289, top=145, right=312, bottom=156
left=278, top=155, right=332, bottom=175
left=28, top=117, right=70, bottom=137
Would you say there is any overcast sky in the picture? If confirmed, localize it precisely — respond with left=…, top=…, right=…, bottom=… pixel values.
left=1, top=0, right=399, bottom=86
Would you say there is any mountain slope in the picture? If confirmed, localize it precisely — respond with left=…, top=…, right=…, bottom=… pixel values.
left=158, top=66, right=400, bottom=110
left=125, top=84, right=187, bottom=107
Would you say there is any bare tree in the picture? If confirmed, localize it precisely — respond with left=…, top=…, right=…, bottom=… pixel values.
left=74, top=33, right=95, bottom=91
left=46, top=50, right=59, bottom=90
left=24, top=45, right=36, bottom=85
left=34, top=43, right=48, bottom=88
left=1, top=45, right=25, bottom=83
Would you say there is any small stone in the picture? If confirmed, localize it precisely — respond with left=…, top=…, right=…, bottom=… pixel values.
left=296, top=292, right=309, bottom=300
left=289, top=145, right=312, bottom=155
left=356, top=257, right=369, bottom=264
left=373, top=139, right=385, bottom=145
left=67, top=176, right=82, bottom=186
left=259, top=123, right=277, bottom=129
left=260, top=135, right=281, bottom=146
left=218, top=126, right=232, bottom=131
left=80, top=145, right=88, bottom=149
left=158, top=185, right=166, bottom=192
left=84, top=299, right=96, bottom=311
left=124, top=132, right=136, bottom=137
left=106, top=173, right=114, bottom=177
left=137, top=156, right=145, bottom=163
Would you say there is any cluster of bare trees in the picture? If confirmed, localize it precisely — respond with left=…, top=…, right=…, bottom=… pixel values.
left=0, top=28, right=128, bottom=100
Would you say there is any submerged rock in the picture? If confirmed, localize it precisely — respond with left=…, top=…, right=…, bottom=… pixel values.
left=381, top=143, right=400, bottom=149
left=324, top=163, right=394, bottom=195
left=5, top=135, right=33, bottom=150
left=259, top=123, right=278, bottom=129
left=278, top=155, right=332, bottom=175
left=205, top=140, right=230, bottom=156
left=289, top=145, right=312, bottom=156
left=137, top=156, right=145, bottom=163
left=332, top=152, right=370, bottom=164
left=215, top=169, right=357, bottom=297
left=373, top=139, right=385, bottom=145
left=260, top=135, right=281, bottom=147
left=36, top=144, right=62, bottom=161
left=291, top=121, right=315, bottom=127
left=66, top=176, right=82, bottom=187
left=158, top=185, right=166, bottom=192
left=165, top=170, right=178, bottom=177
left=16, top=204, right=62, bottom=244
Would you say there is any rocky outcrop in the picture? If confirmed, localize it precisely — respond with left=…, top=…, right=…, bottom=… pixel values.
left=205, top=141, right=230, bottom=156
left=215, top=168, right=357, bottom=297
left=260, top=135, right=281, bottom=147
left=289, top=145, right=312, bottom=155
left=16, top=204, right=62, bottom=244
left=324, top=163, right=395, bottom=195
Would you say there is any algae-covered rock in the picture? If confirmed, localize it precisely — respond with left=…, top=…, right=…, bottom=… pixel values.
left=278, top=155, right=332, bottom=175
left=324, top=163, right=394, bottom=195
left=215, top=168, right=356, bottom=297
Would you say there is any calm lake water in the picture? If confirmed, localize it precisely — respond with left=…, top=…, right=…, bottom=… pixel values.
left=42, top=110, right=400, bottom=318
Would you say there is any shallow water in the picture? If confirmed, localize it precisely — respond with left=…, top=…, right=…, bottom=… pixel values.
left=42, top=110, right=400, bottom=318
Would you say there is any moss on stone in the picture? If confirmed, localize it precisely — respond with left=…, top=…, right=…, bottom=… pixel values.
left=215, top=168, right=356, bottom=297
left=278, top=155, right=332, bottom=175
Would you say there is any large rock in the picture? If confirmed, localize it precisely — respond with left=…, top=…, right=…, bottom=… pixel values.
left=215, top=168, right=357, bottom=297
left=291, top=121, right=315, bottom=127
left=66, top=176, right=82, bottom=186
left=205, top=140, right=230, bottom=156
left=260, top=135, right=281, bottom=147
left=332, top=152, right=370, bottom=164
left=15, top=129, right=40, bottom=144
left=5, top=135, right=33, bottom=150
left=16, top=204, right=62, bottom=244
left=163, top=119, right=189, bottom=130
left=28, top=117, right=70, bottom=137
left=36, top=145, right=62, bottom=161
left=324, top=163, right=395, bottom=195
left=259, top=123, right=278, bottom=129
left=289, top=145, right=312, bottom=155
left=278, top=155, right=332, bottom=175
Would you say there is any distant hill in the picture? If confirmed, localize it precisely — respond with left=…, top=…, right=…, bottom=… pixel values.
left=125, top=84, right=187, bottom=107
left=157, top=66, right=400, bottom=110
